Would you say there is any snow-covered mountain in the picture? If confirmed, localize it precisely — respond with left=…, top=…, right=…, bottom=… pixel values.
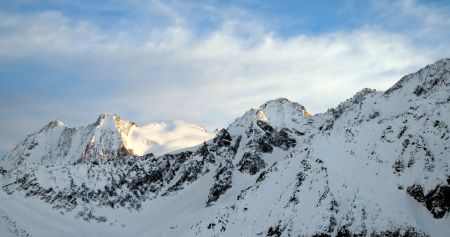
left=0, top=58, right=449, bottom=237
left=0, top=114, right=215, bottom=169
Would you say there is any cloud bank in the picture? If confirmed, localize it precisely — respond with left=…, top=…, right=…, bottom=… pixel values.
left=0, top=0, right=449, bottom=153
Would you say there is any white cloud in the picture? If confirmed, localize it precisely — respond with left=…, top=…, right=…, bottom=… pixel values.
left=372, top=0, right=450, bottom=44
left=400, top=0, right=450, bottom=26
left=0, top=0, right=448, bottom=152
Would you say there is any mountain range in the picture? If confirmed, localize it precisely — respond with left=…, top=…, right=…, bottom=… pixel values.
left=0, top=58, right=449, bottom=237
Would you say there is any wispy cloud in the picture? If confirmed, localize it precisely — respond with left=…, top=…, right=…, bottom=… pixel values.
left=0, top=0, right=449, bottom=152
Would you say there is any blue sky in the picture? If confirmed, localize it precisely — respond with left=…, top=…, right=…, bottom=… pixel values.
left=0, top=0, right=450, bottom=155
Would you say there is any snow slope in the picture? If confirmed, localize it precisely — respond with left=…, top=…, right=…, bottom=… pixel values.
left=0, top=58, right=449, bottom=237
left=122, top=120, right=214, bottom=156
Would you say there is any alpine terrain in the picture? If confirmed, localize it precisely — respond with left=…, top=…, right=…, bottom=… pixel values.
left=0, top=58, right=449, bottom=237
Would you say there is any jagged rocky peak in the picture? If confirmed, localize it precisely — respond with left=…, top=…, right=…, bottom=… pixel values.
left=227, top=98, right=312, bottom=136
left=94, top=114, right=134, bottom=140
left=95, top=113, right=109, bottom=124
left=259, top=97, right=306, bottom=109
left=253, top=98, right=312, bottom=132
left=94, top=114, right=133, bottom=131
left=324, top=88, right=378, bottom=121
left=82, top=114, right=132, bottom=162
left=256, top=98, right=311, bottom=121
left=47, top=119, right=64, bottom=127
left=385, top=58, right=450, bottom=96
left=35, top=119, right=65, bottom=134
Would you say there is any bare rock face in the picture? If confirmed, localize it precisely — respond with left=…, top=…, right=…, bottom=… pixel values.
left=207, top=160, right=234, bottom=206
left=407, top=182, right=450, bottom=218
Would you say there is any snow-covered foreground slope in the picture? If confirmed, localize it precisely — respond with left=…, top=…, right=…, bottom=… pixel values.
left=0, top=58, right=449, bottom=237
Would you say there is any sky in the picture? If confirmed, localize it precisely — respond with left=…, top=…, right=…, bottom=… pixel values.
left=1, top=0, right=450, bottom=156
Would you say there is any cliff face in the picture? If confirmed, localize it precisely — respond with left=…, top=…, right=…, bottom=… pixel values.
left=0, top=58, right=449, bottom=237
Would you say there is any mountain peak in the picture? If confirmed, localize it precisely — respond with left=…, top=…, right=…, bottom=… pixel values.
left=47, top=119, right=64, bottom=127
left=255, top=98, right=311, bottom=128
left=261, top=97, right=303, bottom=107
left=258, top=98, right=308, bottom=116
left=227, top=98, right=311, bottom=136
left=94, top=113, right=123, bottom=125
left=262, top=97, right=291, bottom=104
left=36, top=119, right=65, bottom=134
left=385, top=57, right=450, bottom=96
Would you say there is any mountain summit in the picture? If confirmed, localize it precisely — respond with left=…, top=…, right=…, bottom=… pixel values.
left=0, top=58, right=449, bottom=237
left=227, top=98, right=311, bottom=136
